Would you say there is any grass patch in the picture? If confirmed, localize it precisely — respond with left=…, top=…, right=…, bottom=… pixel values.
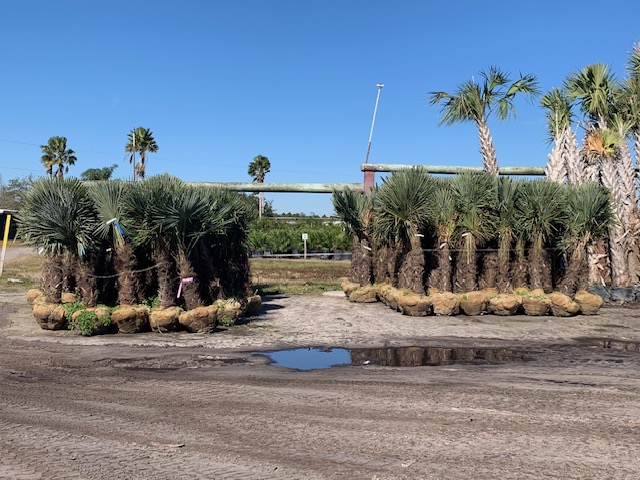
left=0, top=251, right=352, bottom=296
left=0, top=251, right=43, bottom=291
left=250, top=258, right=349, bottom=295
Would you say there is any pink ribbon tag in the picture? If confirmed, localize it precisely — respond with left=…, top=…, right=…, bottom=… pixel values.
left=177, top=277, right=194, bottom=298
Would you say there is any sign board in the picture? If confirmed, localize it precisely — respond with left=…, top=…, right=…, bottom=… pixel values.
left=301, top=233, right=308, bottom=241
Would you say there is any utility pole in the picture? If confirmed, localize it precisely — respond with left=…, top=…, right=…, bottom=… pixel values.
left=364, top=83, right=384, bottom=164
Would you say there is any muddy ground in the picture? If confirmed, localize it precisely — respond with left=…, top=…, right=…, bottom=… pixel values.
left=1, top=291, right=640, bottom=479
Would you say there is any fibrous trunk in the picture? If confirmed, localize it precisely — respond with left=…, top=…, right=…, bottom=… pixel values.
left=115, top=242, right=138, bottom=306
left=177, top=249, right=202, bottom=310
left=156, top=247, right=177, bottom=308
left=477, top=116, right=499, bottom=176
left=558, top=237, right=589, bottom=297
left=350, top=237, right=372, bottom=286
left=42, top=253, right=64, bottom=303
left=454, top=235, right=477, bottom=293
left=478, top=251, right=498, bottom=290
left=76, top=255, right=98, bottom=308
left=528, top=237, right=552, bottom=292
left=511, top=237, right=528, bottom=289
left=428, top=236, right=452, bottom=292
left=396, top=236, right=425, bottom=294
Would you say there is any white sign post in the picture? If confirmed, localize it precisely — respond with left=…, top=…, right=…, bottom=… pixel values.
left=301, top=233, right=308, bottom=260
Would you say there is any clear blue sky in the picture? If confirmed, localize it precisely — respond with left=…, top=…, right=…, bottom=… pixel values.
left=1, top=0, right=638, bottom=216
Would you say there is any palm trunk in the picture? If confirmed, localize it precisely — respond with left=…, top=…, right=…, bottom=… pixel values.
left=477, top=116, right=499, bottom=176
left=350, top=236, right=372, bottom=286
left=601, top=156, right=630, bottom=286
left=177, top=249, right=202, bottom=310
left=76, top=255, right=98, bottom=307
left=478, top=251, right=498, bottom=290
left=397, top=234, right=425, bottom=294
left=115, top=242, right=138, bottom=306
left=496, top=234, right=512, bottom=293
left=511, top=237, right=528, bottom=289
left=559, top=237, right=589, bottom=297
left=564, top=129, right=583, bottom=186
left=528, top=235, right=553, bottom=292
left=156, top=246, right=176, bottom=308
left=544, top=133, right=567, bottom=183
left=428, top=230, right=452, bottom=292
left=454, top=234, right=477, bottom=293
left=42, top=253, right=64, bottom=303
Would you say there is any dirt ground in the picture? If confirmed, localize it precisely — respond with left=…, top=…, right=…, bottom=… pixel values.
left=2, top=290, right=640, bottom=479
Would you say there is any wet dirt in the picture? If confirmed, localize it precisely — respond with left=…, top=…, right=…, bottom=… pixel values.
left=2, top=291, right=640, bottom=479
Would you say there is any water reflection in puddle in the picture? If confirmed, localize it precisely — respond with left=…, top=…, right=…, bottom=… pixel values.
left=259, top=346, right=532, bottom=371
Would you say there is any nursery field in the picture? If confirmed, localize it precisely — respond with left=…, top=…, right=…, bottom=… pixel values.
left=0, top=249, right=350, bottom=296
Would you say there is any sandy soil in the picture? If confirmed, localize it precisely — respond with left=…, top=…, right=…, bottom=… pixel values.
left=1, top=290, right=640, bottom=479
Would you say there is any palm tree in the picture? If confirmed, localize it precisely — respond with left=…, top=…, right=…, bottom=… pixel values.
left=125, top=127, right=158, bottom=181
left=495, top=177, right=520, bottom=293
left=450, top=171, right=497, bottom=292
left=123, top=175, right=178, bottom=307
left=581, top=125, right=629, bottom=286
left=40, top=136, right=77, bottom=179
left=18, top=177, right=99, bottom=304
left=332, top=187, right=373, bottom=286
left=428, top=66, right=540, bottom=175
left=565, top=63, right=619, bottom=129
left=373, top=169, right=435, bottom=294
left=541, top=88, right=575, bottom=184
left=248, top=155, right=271, bottom=219
left=89, top=181, right=139, bottom=306
left=426, top=178, right=457, bottom=292
left=516, top=180, right=567, bottom=292
left=558, top=183, right=614, bottom=296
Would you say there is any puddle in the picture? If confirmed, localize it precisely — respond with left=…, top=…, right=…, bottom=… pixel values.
left=261, top=347, right=352, bottom=371
left=259, top=346, right=532, bottom=371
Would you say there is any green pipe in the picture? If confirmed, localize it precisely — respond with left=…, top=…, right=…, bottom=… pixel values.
left=189, top=182, right=365, bottom=193
left=361, top=164, right=546, bottom=175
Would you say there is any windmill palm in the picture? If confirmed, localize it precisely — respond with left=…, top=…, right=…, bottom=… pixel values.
left=450, top=171, right=498, bottom=292
left=426, top=178, right=457, bottom=292
left=40, top=136, right=77, bottom=179
left=89, top=181, right=139, bottom=305
left=125, top=127, right=158, bottom=181
left=332, top=187, right=373, bottom=286
left=558, top=183, right=614, bottom=296
left=428, top=66, right=540, bottom=175
left=248, top=155, right=271, bottom=218
left=516, top=180, right=567, bottom=292
left=373, top=169, right=435, bottom=294
left=18, top=177, right=99, bottom=304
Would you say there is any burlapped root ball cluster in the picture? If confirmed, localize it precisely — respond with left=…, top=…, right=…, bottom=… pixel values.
left=18, top=175, right=261, bottom=336
left=333, top=169, right=614, bottom=317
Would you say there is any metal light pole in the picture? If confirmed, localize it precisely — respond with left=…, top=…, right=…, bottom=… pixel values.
left=364, top=83, right=384, bottom=164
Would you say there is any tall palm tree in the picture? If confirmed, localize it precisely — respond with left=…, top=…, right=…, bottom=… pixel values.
left=565, top=63, right=622, bottom=286
left=559, top=183, right=614, bottom=296
left=426, top=178, right=457, bottom=292
left=125, top=127, right=159, bottom=181
left=40, top=136, right=77, bottom=179
left=581, top=126, right=629, bottom=286
left=333, top=187, right=373, bottom=286
left=248, top=155, right=271, bottom=219
left=541, top=88, right=574, bottom=184
left=428, top=66, right=540, bottom=175
left=18, top=177, right=99, bottom=304
left=516, top=180, right=567, bottom=292
left=450, top=171, right=497, bottom=292
left=373, top=169, right=435, bottom=294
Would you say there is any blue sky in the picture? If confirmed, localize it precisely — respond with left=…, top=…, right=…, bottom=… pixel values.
left=1, top=0, right=638, bottom=215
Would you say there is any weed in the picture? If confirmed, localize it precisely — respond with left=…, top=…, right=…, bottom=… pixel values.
left=219, top=315, right=235, bottom=327
left=63, top=301, right=85, bottom=318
